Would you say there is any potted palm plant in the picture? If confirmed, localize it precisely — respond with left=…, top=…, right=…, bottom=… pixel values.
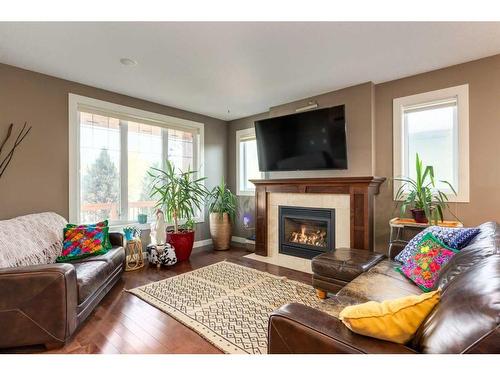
left=207, top=177, right=237, bottom=250
left=149, top=161, right=207, bottom=261
left=394, top=153, right=457, bottom=224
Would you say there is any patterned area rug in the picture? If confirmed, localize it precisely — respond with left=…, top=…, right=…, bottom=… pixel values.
left=127, top=261, right=336, bottom=354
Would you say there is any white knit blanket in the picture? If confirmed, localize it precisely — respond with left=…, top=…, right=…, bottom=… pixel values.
left=0, top=212, right=67, bottom=268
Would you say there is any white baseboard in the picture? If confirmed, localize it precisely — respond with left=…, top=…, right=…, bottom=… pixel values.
left=142, top=237, right=250, bottom=253
left=231, top=236, right=247, bottom=244
left=193, top=237, right=253, bottom=248
left=232, top=236, right=255, bottom=247
left=193, top=239, right=213, bottom=248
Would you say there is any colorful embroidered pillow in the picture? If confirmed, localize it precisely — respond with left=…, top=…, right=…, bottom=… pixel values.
left=396, top=233, right=458, bottom=292
left=66, top=220, right=112, bottom=250
left=57, top=225, right=110, bottom=262
left=395, top=226, right=480, bottom=264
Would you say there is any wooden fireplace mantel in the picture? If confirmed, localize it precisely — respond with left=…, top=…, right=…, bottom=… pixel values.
left=250, top=176, right=386, bottom=256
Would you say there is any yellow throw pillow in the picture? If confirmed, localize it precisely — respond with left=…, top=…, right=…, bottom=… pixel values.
left=339, top=290, right=440, bottom=344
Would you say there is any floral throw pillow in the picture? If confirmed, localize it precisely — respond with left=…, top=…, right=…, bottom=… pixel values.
left=57, top=225, right=110, bottom=262
left=396, top=233, right=458, bottom=292
left=395, top=226, right=480, bottom=264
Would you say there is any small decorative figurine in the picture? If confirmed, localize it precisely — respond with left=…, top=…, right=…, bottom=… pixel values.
left=152, top=209, right=166, bottom=245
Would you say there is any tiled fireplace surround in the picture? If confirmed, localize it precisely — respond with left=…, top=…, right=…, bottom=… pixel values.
left=246, top=192, right=351, bottom=273
left=245, top=177, right=386, bottom=273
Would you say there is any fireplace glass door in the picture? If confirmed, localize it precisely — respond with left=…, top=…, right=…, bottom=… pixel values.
left=279, top=206, right=335, bottom=259
left=283, top=217, right=328, bottom=248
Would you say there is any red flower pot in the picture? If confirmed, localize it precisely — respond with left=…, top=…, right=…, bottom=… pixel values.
left=411, top=209, right=428, bottom=223
left=167, top=230, right=195, bottom=262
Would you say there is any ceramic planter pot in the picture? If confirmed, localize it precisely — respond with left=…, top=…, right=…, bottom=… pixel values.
left=209, top=212, right=232, bottom=250
left=167, top=230, right=195, bottom=261
left=411, top=208, right=428, bottom=223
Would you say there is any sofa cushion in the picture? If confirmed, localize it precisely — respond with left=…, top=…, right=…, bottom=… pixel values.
left=68, top=246, right=124, bottom=304
left=73, top=261, right=110, bottom=304
left=70, top=246, right=125, bottom=271
left=337, top=259, right=422, bottom=303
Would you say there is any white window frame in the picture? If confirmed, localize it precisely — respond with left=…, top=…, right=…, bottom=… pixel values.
left=69, top=93, right=205, bottom=225
left=393, top=84, right=469, bottom=203
left=236, top=128, right=264, bottom=196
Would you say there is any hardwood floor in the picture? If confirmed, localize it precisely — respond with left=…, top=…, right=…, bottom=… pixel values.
left=2, top=246, right=312, bottom=354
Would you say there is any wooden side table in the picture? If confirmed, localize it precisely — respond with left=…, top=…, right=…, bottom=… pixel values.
left=388, top=218, right=463, bottom=258
left=125, top=239, right=144, bottom=271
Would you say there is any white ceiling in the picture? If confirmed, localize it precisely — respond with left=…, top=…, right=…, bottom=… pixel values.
left=1, top=22, right=500, bottom=121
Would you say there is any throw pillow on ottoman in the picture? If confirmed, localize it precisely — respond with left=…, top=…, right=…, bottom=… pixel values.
left=146, top=244, right=177, bottom=267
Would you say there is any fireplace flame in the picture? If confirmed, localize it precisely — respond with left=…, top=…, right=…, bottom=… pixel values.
left=289, top=225, right=327, bottom=247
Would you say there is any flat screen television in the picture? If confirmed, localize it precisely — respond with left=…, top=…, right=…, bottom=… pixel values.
left=254, top=105, right=347, bottom=171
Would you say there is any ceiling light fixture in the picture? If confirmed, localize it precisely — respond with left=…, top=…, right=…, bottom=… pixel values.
left=120, top=58, right=138, bottom=66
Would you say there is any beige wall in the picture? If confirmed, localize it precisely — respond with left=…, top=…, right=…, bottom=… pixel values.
left=0, top=63, right=227, bottom=241
left=228, top=54, right=500, bottom=250
left=374, top=54, right=500, bottom=250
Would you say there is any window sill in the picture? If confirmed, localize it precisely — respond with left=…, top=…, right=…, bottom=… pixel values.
left=109, top=222, right=152, bottom=232
left=109, top=217, right=205, bottom=232
left=393, top=192, right=469, bottom=204
left=237, top=191, right=256, bottom=197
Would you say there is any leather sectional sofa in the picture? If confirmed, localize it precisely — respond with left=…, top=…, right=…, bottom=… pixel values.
left=0, top=233, right=125, bottom=349
left=268, top=221, right=500, bottom=354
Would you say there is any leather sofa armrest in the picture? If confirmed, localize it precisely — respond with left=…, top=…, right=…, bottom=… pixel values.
left=109, top=232, right=124, bottom=247
left=0, top=262, right=74, bottom=277
left=0, top=263, right=78, bottom=348
left=268, top=303, right=417, bottom=354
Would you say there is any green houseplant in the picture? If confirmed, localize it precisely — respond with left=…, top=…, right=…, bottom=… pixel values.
left=207, top=177, right=237, bottom=250
left=394, top=154, right=457, bottom=224
left=149, top=160, right=207, bottom=261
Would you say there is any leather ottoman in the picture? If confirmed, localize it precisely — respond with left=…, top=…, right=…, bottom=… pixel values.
left=312, top=248, right=385, bottom=298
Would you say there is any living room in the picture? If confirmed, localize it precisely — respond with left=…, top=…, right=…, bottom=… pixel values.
left=1, top=2, right=499, bottom=373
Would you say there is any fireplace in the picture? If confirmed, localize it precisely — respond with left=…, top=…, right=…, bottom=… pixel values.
left=279, top=206, right=335, bottom=259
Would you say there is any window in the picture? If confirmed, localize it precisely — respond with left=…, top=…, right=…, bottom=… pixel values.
left=69, top=94, right=204, bottom=224
left=393, top=84, right=469, bottom=202
left=236, top=128, right=263, bottom=195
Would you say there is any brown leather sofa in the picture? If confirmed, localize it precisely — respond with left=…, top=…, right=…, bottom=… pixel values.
left=0, top=233, right=125, bottom=349
left=268, top=221, right=500, bottom=354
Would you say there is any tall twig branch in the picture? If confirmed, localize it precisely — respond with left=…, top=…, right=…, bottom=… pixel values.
left=0, top=123, right=13, bottom=156
left=0, top=122, right=32, bottom=180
